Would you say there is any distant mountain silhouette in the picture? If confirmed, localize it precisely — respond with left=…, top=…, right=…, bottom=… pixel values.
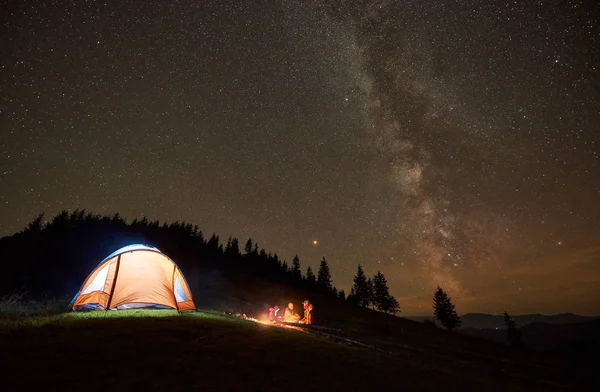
left=407, top=313, right=599, bottom=329
left=521, top=319, right=600, bottom=351
left=457, top=318, right=600, bottom=357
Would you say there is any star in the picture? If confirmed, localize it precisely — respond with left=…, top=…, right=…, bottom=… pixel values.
left=0, top=0, right=598, bottom=316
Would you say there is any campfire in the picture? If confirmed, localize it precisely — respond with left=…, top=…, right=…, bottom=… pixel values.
left=237, top=313, right=307, bottom=332
left=229, top=300, right=314, bottom=332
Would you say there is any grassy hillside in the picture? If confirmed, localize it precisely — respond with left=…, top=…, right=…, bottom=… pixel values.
left=0, top=216, right=595, bottom=390
left=0, top=310, right=582, bottom=392
left=1, top=269, right=593, bottom=390
left=182, top=269, right=596, bottom=369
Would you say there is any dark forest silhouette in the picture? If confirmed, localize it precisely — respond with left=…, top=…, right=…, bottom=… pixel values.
left=0, top=210, right=400, bottom=314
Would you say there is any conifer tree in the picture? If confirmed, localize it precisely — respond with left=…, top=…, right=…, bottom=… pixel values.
left=347, top=287, right=359, bottom=305
left=366, top=278, right=375, bottom=309
left=305, top=266, right=316, bottom=286
left=388, top=296, right=400, bottom=315
left=504, top=311, right=523, bottom=347
left=242, top=238, right=255, bottom=266
left=433, top=286, right=461, bottom=331
left=269, top=253, right=282, bottom=275
left=244, top=238, right=253, bottom=255
left=224, top=237, right=240, bottom=258
left=317, top=256, right=333, bottom=294
left=259, top=248, right=267, bottom=260
left=291, top=255, right=302, bottom=280
left=111, top=212, right=124, bottom=225
left=351, top=264, right=370, bottom=307
left=24, top=213, right=45, bottom=233
left=372, top=271, right=399, bottom=314
left=338, top=289, right=346, bottom=301
left=207, top=233, right=220, bottom=256
left=49, top=210, right=70, bottom=229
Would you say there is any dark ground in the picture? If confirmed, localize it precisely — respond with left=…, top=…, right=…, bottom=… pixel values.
left=0, top=310, right=594, bottom=392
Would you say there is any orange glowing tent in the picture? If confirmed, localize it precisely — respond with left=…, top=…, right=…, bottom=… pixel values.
left=70, top=244, right=196, bottom=312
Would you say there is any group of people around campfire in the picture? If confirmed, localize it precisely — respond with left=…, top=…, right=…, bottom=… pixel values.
left=268, top=300, right=313, bottom=325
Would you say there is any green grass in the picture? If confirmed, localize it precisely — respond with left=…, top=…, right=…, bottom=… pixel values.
left=0, top=292, right=70, bottom=319
left=0, top=308, right=578, bottom=392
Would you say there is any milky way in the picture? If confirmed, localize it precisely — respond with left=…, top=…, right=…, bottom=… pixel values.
left=1, top=0, right=599, bottom=314
left=321, top=0, right=600, bottom=312
left=374, top=3, right=526, bottom=293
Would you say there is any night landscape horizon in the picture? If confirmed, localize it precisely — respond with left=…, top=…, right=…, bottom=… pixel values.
left=2, top=2, right=600, bottom=391
left=2, top=0, right=599, bottom=317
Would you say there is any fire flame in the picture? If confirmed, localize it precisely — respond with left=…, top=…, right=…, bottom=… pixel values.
left=241, top=314, right=305, bottom=332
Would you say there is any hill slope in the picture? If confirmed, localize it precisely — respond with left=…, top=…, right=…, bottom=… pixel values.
left=460, top=318, right=600, bottom=354
left=407, top=313, right=599, bottom=329
left=0, top=311, right=582, bottom=392
left=0, top=216, right=596, bottom=390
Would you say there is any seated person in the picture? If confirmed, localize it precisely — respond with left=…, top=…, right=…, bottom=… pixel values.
left=283, top=302, right=301, bottom=323
left=268, top=305, right=280, bottom=322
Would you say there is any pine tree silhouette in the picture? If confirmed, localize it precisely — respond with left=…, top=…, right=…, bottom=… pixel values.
left=388, top=296, right=400, bottom=315
left=316, top=256, right=333, bottom=294
left=433, top=286, right=461, bottom=331
left=291, top=255, right=302, bottom=281
left=23, top=213, right=45, bottom=233
left=504, top=311, right=524, bottom=347
left=244, top=238, right=253, bottom=255
left=207, top=233, right=219, bottom=250
left=224, top=237, right=241, bottom=262
left=259, top=248, right=267, bottom=260
left=351, top=264, right=370, bottom=307
left=366, top=278, right=375, bottom=309
left=372, top=271, right=399, bottom=314
left=305, top=266, right=316, bottom=287
left=346, top=287, right=359, bottom=305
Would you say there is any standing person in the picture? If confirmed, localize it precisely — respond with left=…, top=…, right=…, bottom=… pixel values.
left=302, top=300, right=313, bottom=325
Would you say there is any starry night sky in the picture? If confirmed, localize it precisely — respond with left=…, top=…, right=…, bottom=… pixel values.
left=1, top=0, right=599, bottom=315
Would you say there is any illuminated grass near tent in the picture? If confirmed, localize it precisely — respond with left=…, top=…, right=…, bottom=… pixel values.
left=0, top=308, right=306, bottom=333
left=0, top=306, right=583, bottom=391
